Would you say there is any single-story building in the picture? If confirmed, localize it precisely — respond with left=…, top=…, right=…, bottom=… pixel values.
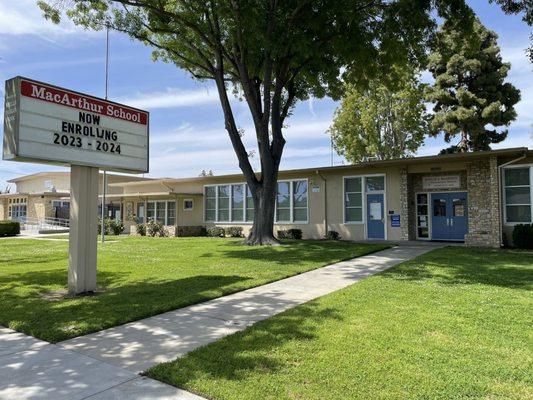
left=1, top=147, right=532, bottom=247
left=0, top=171, right=152, bottom=224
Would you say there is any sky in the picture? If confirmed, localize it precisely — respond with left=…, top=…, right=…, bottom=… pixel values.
left=0, top=0, right=531, bottom=191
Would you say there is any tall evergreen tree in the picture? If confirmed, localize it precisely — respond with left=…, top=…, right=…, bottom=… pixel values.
left=426, top=19, right=521, bottom=153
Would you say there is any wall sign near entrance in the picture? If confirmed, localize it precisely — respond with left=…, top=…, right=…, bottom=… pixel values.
left=3, top=76, right=149, bottom=173
left=422, top=175, right=460, bottom=190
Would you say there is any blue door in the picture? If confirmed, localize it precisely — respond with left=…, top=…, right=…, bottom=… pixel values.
left=430, top=192, right=468, bottom=241
left=367, top=193, right=385, bottom=239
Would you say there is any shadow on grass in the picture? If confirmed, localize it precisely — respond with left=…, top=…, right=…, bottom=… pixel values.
left=381, top=247, right=533, bottom=290
left=149, top=301, right=343, bottom=384
left=0, top=270, right=251, bottom=342
left=208, top=240, right=384, bottom=266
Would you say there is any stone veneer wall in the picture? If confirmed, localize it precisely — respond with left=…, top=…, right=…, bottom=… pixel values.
left=407, top=170, right=468, bottom=241
left=464, top=157, right=500, bottom=247
left=0, top=198, right=7, bottom=220
left=399, top=168, right=409, bottom=240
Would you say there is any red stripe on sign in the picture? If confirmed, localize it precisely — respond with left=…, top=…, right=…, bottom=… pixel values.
left=20, top=80, right=148, bottom=125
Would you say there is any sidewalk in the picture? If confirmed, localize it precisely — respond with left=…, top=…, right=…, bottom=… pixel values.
left=0, top=244, right=441, bottom=399
left=60, top=244, right=440, bottom=372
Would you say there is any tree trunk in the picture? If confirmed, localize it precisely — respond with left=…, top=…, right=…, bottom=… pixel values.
left=245, top=174, right=280, bottom=246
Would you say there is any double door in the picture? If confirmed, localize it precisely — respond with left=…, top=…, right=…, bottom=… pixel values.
left=431, top=192, right=468, bottom=241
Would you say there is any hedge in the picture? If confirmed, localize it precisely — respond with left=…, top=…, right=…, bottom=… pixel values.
left=0, top=221, right=20, bottom=237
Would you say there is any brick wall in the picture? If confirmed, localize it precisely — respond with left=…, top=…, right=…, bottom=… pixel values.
left=399, top=168, right=409, bottom=240
left=464, top=157, right=500, bottom=247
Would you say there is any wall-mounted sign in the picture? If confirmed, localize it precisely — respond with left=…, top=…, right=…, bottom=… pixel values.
left=422, top=175, right=460, bottom=190
left=312, top=185, right=320, bottom=193
left=391, top=214, right=400, bottom=227
left=3, top=76, right=149, bottom=173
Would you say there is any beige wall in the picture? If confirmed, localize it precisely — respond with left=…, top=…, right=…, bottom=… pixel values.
left=16, top=174, right=70, bottom=194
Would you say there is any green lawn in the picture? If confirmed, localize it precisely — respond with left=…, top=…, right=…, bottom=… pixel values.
left=0, top=236, right=388, bottom=342
left=147, top=247, right=533, bottom=400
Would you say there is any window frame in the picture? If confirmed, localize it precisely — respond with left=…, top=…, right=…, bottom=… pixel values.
left=342, top=174, right=386, bottom=226
left=274, top=179, right=309, bottom=224
left=503, top=164, right=533, bottom=226
left=146, top=200, right=175, bottom=226
left=183, top=198, right=194, bottom=211
left=204, top=182, right=254, bottom=224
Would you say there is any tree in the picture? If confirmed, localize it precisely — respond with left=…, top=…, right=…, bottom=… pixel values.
left=330, top=70, right=427, bottom=163
left=39, top=0, right=473, bottom=244
left=425, top=19, right=521, bottom=153
left=489, top=0, right=532, bottom=61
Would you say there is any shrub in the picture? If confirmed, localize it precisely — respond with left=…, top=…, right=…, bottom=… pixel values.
left=207, top=226, right=225, bottom=237
left=177, top=226, right=207, bottom=237
left=226, top=226, right=243, bottom=238
left=277, top=228, right=302, bottom=240
left=147, top=220, right=166, bottom=237
left=325, top=230, right=341, bottom=240
left=0, top=221, right=20, bottom=236
left=108, top=219, right=124, bottom=236
left=136, top=223, right=146, bottom=236
left=512, top=224, right=533, bottom=249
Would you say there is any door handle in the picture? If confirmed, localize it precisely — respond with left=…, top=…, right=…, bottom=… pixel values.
left=446, top=218, right=450, bottom=226
left=450, top=219, right=454, bottom=226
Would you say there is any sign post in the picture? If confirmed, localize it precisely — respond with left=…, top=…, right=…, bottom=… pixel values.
left=68, top=165, right=99, bottom=294
left=3, top=76, right=149, bottom=295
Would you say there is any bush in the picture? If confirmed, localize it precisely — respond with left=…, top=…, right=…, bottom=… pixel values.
left=136, top=223, right=146, bottom=236
left=147, top=220, right=166, bottom=237
left=207, top=226, right=225, bottom=237
left=108, top=219, right=124, bottom=236
left=512, top=224, right=533, bottom=249
left=325, top=230, right=341, bottom=240
left=0, top=221, right=20, bottom=236
left=277, top=228, right=302, bottom=240
left=225, top=226, right=243, bottom=238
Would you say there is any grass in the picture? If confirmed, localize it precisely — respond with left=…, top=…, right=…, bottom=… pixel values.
left=147, top=247, right=533, bottom=400
left=0, top=236, right=388, bottom=342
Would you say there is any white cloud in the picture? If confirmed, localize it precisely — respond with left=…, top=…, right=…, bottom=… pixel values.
left=117, top=87, right=220, bottom=110
left=0, top=1, right=89, bottom=36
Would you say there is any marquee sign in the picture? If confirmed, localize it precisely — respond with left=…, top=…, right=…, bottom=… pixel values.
left=422, top=175, right=460, bottom=190
left=3, top=76, right=149, bottom=173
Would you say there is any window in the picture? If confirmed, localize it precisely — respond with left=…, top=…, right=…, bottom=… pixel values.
left=416, top=193, right=429, bottom=239
left=217, top=185, right=230, bottom=221
left=504, top=167, right=531, bottom=223
left=205, top=187, right=216, bottom=222
left=137, top=203, right=145, bottom=223
left=146, top=201, right=175, bottom=225
left=9, top=197, right=27, bottom=221
left=366, top=176, right=385, bottom=192
left=231, top=184, right=244, bottom=222
left=344, top=177, right=363, bottom=223
left=293, top=181, right=308, bottom=222
left=275, top=180, right=308, bottom=223
left=167, top=201, right=176, bottom=225
left=204, top=182, right=307, bottom=223
left=246, top=187, right=254, bottom=222
left=276, top=181, right=291, bottom=222
left=183, top=199, right=194, bottom=211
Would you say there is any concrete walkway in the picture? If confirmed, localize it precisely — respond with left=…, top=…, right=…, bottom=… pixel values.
left=0, top=244, right=441, bottom=399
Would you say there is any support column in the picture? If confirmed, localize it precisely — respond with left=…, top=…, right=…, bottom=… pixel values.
left=68, top=165, right=99, bottom=295
left=399, top=167, right=410, bottom=241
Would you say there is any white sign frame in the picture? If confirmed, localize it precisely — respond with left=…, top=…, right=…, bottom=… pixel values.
left=422, top=175, right=461, bottom=190
left=3, top=76, right=149, bottom=173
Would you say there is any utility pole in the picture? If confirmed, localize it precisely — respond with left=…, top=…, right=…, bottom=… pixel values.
left=101, top=25, right=109, bottom=243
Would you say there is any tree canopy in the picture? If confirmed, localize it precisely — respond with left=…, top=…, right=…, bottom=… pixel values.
left=425, top=19, right=521, bottom=153
left=39, top=0, right=473, bottom=243
left=330, top=69, right=428, bottom=163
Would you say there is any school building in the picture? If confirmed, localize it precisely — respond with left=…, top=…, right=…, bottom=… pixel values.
left=1, top=147, right=532, bottom=247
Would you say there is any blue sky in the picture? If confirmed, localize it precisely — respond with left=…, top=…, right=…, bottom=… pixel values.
left=0, top=0, right=531, bottom=191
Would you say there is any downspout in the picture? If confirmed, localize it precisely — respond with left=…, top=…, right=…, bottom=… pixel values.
left=497, top=151, right=527, bottom=247
left=316, top=170, right=328, bottom=236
